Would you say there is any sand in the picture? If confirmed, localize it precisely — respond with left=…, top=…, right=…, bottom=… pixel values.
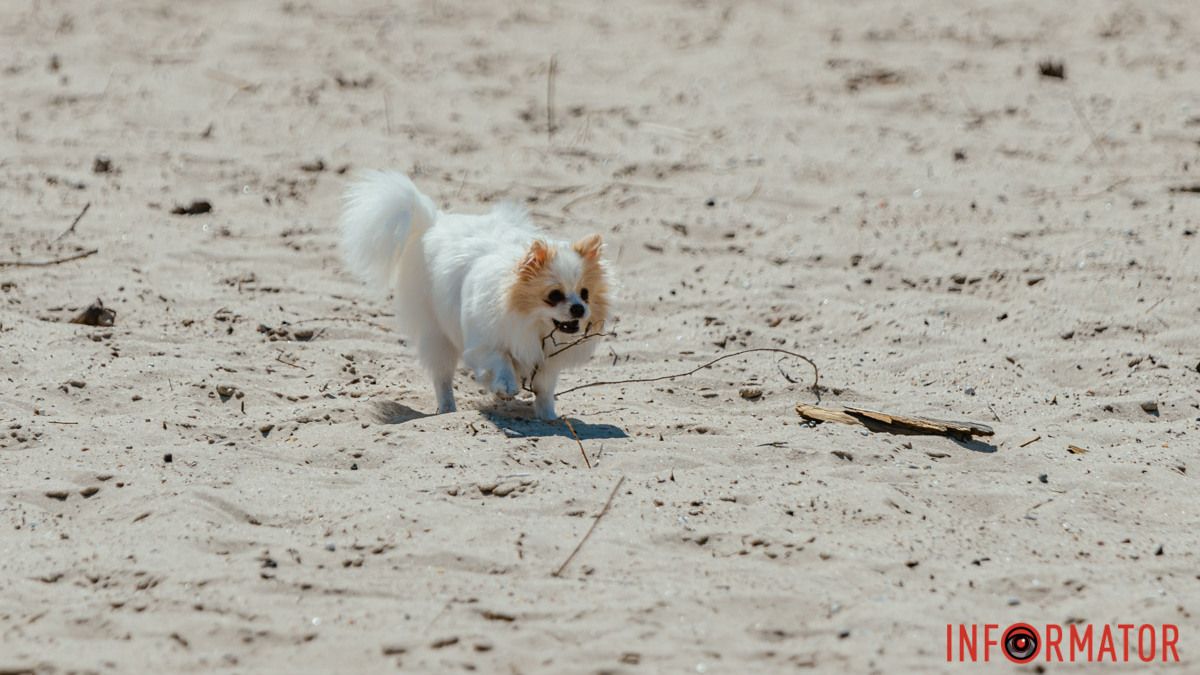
left=2, top=0, right=1198, bottom=672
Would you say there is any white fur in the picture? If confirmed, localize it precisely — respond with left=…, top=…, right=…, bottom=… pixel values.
left=339, top=171, right=606, bottom=419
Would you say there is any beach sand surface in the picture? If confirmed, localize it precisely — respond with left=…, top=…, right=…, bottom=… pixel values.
left=1, top=1, right=1198, bottom=672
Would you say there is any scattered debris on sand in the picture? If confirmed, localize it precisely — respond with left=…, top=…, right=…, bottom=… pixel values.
left=69, top=298, right=116, bottom=327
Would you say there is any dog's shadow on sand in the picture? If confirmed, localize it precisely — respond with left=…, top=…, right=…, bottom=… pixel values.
left=370, top=399, right=627, bottom=441
left=481, top=404, right=627, bottom=441
left=372, top=400, right=433, bottom=425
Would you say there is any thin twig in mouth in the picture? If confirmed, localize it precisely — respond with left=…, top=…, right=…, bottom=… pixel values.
left=520, top=323, right=612, bottom=395
left=539, top=320, right=612, bottom=353
left=545, top=329, right=612, bottom=358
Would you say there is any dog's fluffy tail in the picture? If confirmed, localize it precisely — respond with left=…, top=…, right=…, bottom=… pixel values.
left=339, top=171, right=439, bottom=292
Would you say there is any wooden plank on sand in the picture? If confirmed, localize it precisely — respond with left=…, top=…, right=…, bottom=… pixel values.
left=796, top=404, right=994, bottom=439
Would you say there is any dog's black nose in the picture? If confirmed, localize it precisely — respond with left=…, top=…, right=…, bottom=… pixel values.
left=570, top=303, right=585, bottom=318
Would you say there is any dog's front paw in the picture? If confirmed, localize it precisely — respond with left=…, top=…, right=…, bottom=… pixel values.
left=534, top=396, right=557, bottom=420
left=490, top=371, right=519, bottom=399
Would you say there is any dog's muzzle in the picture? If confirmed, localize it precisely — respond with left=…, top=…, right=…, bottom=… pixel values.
left=553, top=319, right=580, bottom=334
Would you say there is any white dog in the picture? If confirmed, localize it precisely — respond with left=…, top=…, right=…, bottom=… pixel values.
left=339, top=171, right=611, bottom=420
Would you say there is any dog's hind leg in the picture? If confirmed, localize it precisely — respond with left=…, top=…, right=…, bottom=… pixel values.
left=419, top=330, right=460, bottom=414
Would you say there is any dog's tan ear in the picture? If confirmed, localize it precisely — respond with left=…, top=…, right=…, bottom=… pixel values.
left=573, top=234, right=602, bottom=261
left=518, top=240, right=552, bottom=280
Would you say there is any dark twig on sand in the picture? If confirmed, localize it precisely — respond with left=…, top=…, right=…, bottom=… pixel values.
left=383, top=89, right=394, bottom=136
left=552, top=475, right=624, bottom=577
left=286, top=316, right=392, bottom=331
left=273, top=352, right=306, bottom=370
left=546, top=54, right=558, bottom=142
left=53, top=202, right=91, bottom=243
left=522, top=332, right=818, bottom=470
left=1067, top=90, right=1107, bottom=162
left=561, top=417, right=591, bottom=468
left=0, top=248, right=98, bottom=267
left=556, top=348, right=820, bottom=398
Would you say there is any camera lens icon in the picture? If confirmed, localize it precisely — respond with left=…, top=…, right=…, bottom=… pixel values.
left=1002, top=623, right=1040, bottom=664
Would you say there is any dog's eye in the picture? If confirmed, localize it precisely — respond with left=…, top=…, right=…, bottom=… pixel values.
left=546, top=289, right=565, bottom=305
left=580, top=288, right=589, bottom=302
